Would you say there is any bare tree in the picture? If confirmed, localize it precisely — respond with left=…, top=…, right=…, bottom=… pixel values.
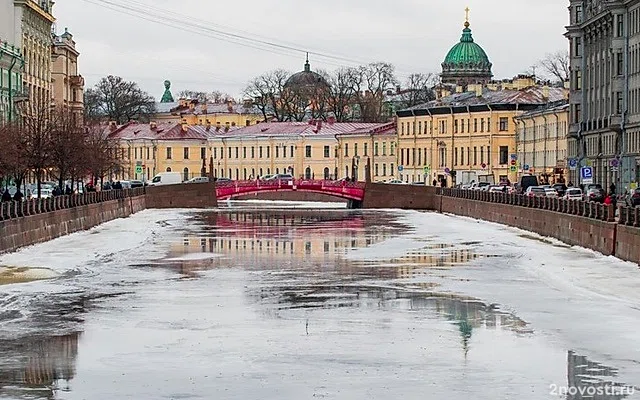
left=325, top=67, right=359, bottom=122
left=243, top=69, right=291, bottom=121
left=177, top=90, right=209, bottom=103
left=539, top=50, right=570, bottom=85
left=399, top=73, right=437, bottom=108
left=49, top=107, right=86, bottom=190
left=85, top=75, right=156, bottom=124
left=84, top=123, right=124, bottom=186
left=18, top=99, right=53, bottom=198
left=0, top=122, right=29, bottom=192
left=352, top=62, right=398, bottom=122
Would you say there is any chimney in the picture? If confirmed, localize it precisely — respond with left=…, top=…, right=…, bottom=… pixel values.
left=327, top=115, right=336, bottom=125
left=150, top=121, right=157, bottom=130
left=542, top=85, right=550, bottom=102
left=475, top=85, right=483, bottom=97
left=109, top=121, right=118, bottom=132
left=201, top=103, right=208, bottom=114
left=317, top=120, right=322, bottom=131
left=181, top=122, right=188, bottom=132
left=189, top=102, right=195, bottom=111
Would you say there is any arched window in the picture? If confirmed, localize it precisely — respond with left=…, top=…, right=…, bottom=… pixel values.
left=228, top=169, right=232, bottom=179
left=276, top=168, right=279, bottom=174
left=305, top=167, right=312, bottom=179
left=267, top=168, right=270, bottom=175
left=183, top=167, right=189, bottom=181
left=259, top=168, right=263, bottom=177
left=235, top=168, right=239, bottom=180
left=166, top=167, right=172, bottom=172
left=243, top=168, right=247, bottom=180
left=323, top=167, right=330, bottom=180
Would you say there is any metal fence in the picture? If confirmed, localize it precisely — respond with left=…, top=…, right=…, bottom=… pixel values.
left=436, top=187, right=617, bottom=223
left=0, top=188, right=146, bottom=221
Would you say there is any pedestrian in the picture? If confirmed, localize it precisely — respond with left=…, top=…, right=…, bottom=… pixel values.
left=610, top=191, right=618, bottom=209
left=13, top=191, right=23, bottom=202
left=432, top=179, right=437, bottom=186
left=2, top=189, right=12, bottom=202
left=604, top=195, right=612, bottom=205
left=65, top=185, right=72, bottom=195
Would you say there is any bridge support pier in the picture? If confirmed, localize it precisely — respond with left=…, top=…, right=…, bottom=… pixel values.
left=347, top=199, right=363, bottom=209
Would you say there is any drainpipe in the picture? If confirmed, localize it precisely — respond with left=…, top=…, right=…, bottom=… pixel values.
left=542, top=114, right=549, bottom=180
left=553, top=111, right=561, bottom=182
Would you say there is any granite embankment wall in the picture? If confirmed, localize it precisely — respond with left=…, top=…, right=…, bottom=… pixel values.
left=233, top=190, right=346, bottom=203
left=0, top=183, right=219, bottom=254
left=0, top=189, right=147, bottom=254
left=362, top=183, right=640, bottom=263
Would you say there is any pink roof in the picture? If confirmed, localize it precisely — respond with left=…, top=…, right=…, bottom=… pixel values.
left=222, top=121, right=396, bottom=137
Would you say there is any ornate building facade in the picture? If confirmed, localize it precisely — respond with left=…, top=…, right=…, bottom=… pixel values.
left=51, top=28, right=84, bottom=119
left=13, top=0, right=55, bottom=107
left=566, top=0, right=640, bottom=191
left=0, top=1, right=26, bottom=122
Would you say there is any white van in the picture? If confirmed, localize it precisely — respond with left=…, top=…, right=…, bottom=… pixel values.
left=149, top=172, right=183, bottom=186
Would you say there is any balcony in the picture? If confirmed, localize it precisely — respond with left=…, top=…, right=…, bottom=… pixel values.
left=69, top=75, right=84, bottom=88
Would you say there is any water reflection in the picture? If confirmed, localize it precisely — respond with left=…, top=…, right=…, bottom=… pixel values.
left=567, top=351, right=636, bottom=399
left=0, top=332, right=79, bottom=399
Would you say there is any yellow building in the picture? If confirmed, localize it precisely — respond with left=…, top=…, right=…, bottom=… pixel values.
left=51, top=28, right=84, bottom=119
left=154, top=93, right=266, bottom=128
left=108, top=120, right=396, bottom=183
left=515, top=101, right=569, bottom=184
left=397, top=83, right=568, bottom=186
left=13, top=0, right=55, bottom=106
left=335, top=123, right=397, bottom=182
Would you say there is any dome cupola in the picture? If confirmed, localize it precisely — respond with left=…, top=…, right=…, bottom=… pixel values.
left=441, top=8, right=493, bottom=85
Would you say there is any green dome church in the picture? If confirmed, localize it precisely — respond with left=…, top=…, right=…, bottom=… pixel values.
left=441, top=9, right=493, bottom=86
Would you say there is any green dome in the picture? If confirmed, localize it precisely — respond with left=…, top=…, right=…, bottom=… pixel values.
left=441, top=22, right=493, bottom=84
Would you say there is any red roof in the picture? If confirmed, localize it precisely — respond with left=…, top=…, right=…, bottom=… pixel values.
left=221, top=121, right=396, bottom=137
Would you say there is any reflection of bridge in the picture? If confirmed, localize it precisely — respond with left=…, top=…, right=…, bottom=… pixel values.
left=215, top=179, right=366, bottom=202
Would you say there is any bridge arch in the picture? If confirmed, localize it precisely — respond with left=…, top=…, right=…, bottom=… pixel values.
left=215, top=179, right=365, bottom=203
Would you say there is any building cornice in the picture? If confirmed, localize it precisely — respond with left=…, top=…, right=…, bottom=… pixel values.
left=15, top=0, right=56, bottom=23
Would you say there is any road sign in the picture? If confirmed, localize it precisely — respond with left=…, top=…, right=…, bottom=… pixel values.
left=580, top=166, right=593, bottom=184
left=610, top=158, right=619, bottom=167
left=481, top=163, right=487, bottom=169
left=423, top=166, right=430, bottom=174
left=135, top=165, right=143, bottom=174
left=444, top=168, right=450, bottom=174
left=523, top=164, right=530, bottom=171
left=510, top=160, right=516, bottom=166
left=136, top=160, right=143, bottom=166
left=510, top=154, right=517, bottom=161
left=398, top=165, right=404, bottom=172
left=568, top=158, right=578, bottom=170
left=509, top=166, right=517, bottom=173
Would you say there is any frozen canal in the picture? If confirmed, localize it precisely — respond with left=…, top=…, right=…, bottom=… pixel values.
left=0, top=201, right=639, bottom=399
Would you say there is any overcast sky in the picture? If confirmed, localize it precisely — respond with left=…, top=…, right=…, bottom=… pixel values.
left=54, top=0, right=569, bottom=100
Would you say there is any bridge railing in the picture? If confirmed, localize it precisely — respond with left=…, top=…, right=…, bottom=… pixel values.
left=0, top=188, right=145, bottom=222
left=437, top=187, right=617, bottom=223
left=214, top=179, right=366, bottom=189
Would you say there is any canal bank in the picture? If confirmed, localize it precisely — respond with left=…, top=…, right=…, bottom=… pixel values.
left=0, top=204, right=638, bottom=399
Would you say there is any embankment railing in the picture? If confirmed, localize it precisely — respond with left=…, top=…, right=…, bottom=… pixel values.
left=0, top=188, right=145, bottom=222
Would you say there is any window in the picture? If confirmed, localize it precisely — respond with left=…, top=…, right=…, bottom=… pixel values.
left=246, top=119, right=251, bottom=126
left=183, top=147, right=189, bottom=159
left=374, top=163, right=379, bottom=176
left=259, top=146, right=263, bottom=158
left=290, top=146, right=294, bottom=158
left=364, top=143, right=368, bottom=156
left=574, top=36, right=582, bottom=57
left=439, top=120, right=446, bottom=133
left=306, top=145, right=312, bottom=158
left=201, top=147, right=206, bottom=160
left=575, top=5, right=582, bottom=24
left=480, top=147, right=484, bottom=164
left=499, top=117, right=509, bottom=131
left=473, top=147, right=477, bottom=165
left=344, top=144, right=349, bottom=157
left=228, top=147, right=232, bottom=159
left=235, top=147, right=239, bottom=159
left=574, top=69, right=582, bottom=90
left=499, top=146, right=509, bottom=165
left=183, top=167, right=189, bottom=181
left=454, top=119, right=458, bottom=133
left=400, top=148, right=405, bottom=165
left=382, top=163, right=387, bottom=176
left=454, top=147, right=458, bottom=165
left=480, top=119, right=485, bottom=132
left=616, top=53, right=624, bottom=76
left=146, top=147, right=150, bottom=159
left=382, top=142, right=387, bottom=156
left=390, top=163, right=394, bottom=176
left=617, top=14, right=624, bottom=37
left=266, top=146, right=270, bottom=158
left=251, top=147, right=255, bottom=158
left=275, top=146, right=279, bottom=158
left=616, top=92, right=623, bottom=114
left=460, top=146, right=464, bottom=165
left=374, top=142, right=379, bottom=156
left=134, top=148, right=138, bottom=159
left=166, top=147, right=172, bottom=159
left=354, top=143, right=358, bottom=156
left=390, top=142, right=395, bottom=156
left=324, top=145, right=330, bottom=158
left=474, top=118, right=478, bottom=132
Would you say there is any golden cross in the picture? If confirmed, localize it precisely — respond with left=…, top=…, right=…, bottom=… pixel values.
left=465, top=7, right=470, bottom=23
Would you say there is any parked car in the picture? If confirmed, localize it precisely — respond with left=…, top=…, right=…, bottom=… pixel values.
left=186, top=176, right=210, bottom=184
left=585, top=187, right=606, bottom=203
left=386, top=180, right=407, bottom=185
left=260, top=174, right=276, bottom=180
left=524, top=186, right=546, bottom=197
left=552, top=183, right=567, bottom=197
left=471, top=182, right=491, bottom=191
left=214, top=177, right=232, bottom=183
left=519, top=175, right=539, bottom=194
left=267, top=174, right=294, bottom=182
left=412, top=182, right=426, bottom=186
left=625, top=188, right=640, bottom=207
left=148, top=172, right=183, bottom=186
left=130, top=180, right=144, bottom=188
left=543, top=186, right=558, bottom=197
left=563, top=188, right=583, bottom=200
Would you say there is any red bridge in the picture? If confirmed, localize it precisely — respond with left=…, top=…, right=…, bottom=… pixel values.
left=215, top=179, right=366, bottom=201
